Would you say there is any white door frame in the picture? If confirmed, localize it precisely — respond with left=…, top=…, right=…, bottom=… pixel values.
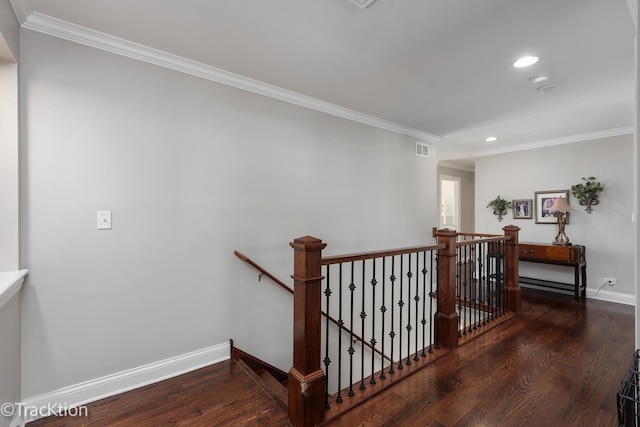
left=439, top=174, right=461, bottom=230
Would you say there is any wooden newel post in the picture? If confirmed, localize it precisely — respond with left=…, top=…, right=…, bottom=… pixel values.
left=288, top=236, right=327, bottom=427
left=503, top=225, right=521, bottom=313
left=435, top=228, right=459, bottom=350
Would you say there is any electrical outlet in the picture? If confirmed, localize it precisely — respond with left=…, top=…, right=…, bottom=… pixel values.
left=604, top=277, right=616, bottom=286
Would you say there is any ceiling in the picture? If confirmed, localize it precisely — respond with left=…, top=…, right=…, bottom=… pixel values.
left=9, top=0, right=637, bottom=169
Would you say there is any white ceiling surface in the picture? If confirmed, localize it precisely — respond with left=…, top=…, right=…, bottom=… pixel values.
left=10, top=0, right=636, bottom=168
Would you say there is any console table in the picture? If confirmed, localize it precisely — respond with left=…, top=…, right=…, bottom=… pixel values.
left=518, top=242, right=586, bottom=302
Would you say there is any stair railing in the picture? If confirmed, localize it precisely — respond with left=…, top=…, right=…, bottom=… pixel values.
left=234, top=251, right=391, bottom=363
left=287, top=226, right=520, bottom=427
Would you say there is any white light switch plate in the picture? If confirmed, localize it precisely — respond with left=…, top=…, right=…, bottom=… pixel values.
left=97, top=211, right=112, bottom=230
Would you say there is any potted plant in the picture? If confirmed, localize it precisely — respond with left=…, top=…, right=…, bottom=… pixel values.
left=487, top=195, right=512, bottom=221
left=570, top=177, right=603, bottom=214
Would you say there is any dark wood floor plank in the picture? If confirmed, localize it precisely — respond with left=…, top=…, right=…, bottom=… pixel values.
left=30, top=288, right=633, bottom=427
left=324, top=289, right=634, bottom=426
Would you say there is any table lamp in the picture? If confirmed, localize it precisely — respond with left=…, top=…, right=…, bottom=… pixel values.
left=549, top=197, right=571, bottom=246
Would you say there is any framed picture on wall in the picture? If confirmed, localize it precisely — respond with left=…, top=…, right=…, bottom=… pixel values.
left=535, top=190, right=570, bottom=224
left=512, top=199, right=532, bottom=219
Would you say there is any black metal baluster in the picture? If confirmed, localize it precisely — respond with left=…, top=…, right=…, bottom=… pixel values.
left=323, top=266, right=331, bottom=410
left=434, top=250, right=440, bottom=350
left=458, top=246, right=464, bottom=337
left=348, top=261, right=355, bottom=397
left=471, top=245, right=478, bottom=331
left=360, top=260, right=366, bottom=391
left=420, top=251, right=428, bottom=357
left=503, top=240, right=509, bottom=315
left=466, top=244, right=473, bottom=333
left=478, top=242, right=486, bottom=327
left=428, top=250, right=434, bottom=353
left=370, top=260, right=377, bottom=384
left=499, top=241, right=504, bottom=315
left=336, top=264, right=344, bottom=404
left=398, top=255, right=404, bottom=370
left=389, top=256, right=396, bottom=374
left=380, top=258, right=387, bottom=380
left=464, top=245, right=470, bottom=335
left=414, top=251, right=420, bottom=361
left=496, top=241, right=501, bottom=316
left=487, top=242, right=494, bottom=322
left=405, top=253, right=413, bottom=366
left=494, top=242, right=499, bottom=319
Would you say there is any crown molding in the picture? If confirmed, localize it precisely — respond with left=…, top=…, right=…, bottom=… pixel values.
left=437, top=161, right=475, bottom=173
left=472, top=126, right=635, bottom=158
left=625, top=0, right=638, bottom=32
left=20, top=12, right=439, bottom=144
left=8, top=0, right=29, bottom=25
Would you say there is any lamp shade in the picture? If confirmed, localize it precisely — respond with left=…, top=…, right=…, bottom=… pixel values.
left=549, top=197, right=571, bottom=212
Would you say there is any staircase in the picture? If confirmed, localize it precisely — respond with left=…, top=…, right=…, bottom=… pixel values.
left=231, top=343, right=288, bottom=412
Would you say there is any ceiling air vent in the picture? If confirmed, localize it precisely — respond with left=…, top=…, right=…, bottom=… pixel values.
left=349, top=0, right=378, bottom=8
left=416, top=142, right=430, bottom=158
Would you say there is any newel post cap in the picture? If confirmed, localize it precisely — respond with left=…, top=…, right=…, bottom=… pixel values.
left=290, top=236, right=327, bottom=251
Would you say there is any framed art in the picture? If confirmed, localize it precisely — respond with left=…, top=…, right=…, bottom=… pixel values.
left=512, top=199, right=532, bottom=219
left=535, top=190, right=569, bottom=224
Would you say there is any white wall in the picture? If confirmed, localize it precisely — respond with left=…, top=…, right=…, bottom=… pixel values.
left=0, top=3, right=20, bottom=425
left=0, top=296, right=20, bottom=427
left=476, top=135, right=635, bottom=301
left=19, top=30, right=437, bottom=399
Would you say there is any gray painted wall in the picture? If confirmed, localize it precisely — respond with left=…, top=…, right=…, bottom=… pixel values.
left=475, top=135, right=635, bottom=300
left=0, top=4, right=20, bottom=426
left=19, top=30, right=437, bottom=398
left=0, top=296, right=20, bottom=427
left=0, top=0, right=19, bottom=61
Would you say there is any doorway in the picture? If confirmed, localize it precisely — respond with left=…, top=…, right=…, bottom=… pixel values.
left=439, top=175, right=460, bottom=230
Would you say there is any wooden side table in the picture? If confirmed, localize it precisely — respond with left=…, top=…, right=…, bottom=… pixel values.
left=518, top=242, right=586, bottom=302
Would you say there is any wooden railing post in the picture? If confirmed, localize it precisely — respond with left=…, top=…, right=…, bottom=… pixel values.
left=503, top=225, right=521, bottom=313
left=435, top=228, right=459, bottom=350
left=288, top=236, right=327, bottom=427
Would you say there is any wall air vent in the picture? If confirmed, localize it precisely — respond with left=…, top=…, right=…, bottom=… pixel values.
left=349, top=0, right=378, bottom=8
left=416, top=142, right=430, bottom=158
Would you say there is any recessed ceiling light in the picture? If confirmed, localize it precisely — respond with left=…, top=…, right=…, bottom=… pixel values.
left=485, top=137, right=498, bottom=142
left=513, top=56, right=539, bottom=68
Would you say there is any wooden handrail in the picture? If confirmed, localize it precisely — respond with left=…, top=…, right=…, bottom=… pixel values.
left=288, top=228, right=521, bottom=426
left=322, top=243, right=445, bottom=265
left=234, top=251, right=291, bottom=293
left=431, top=227, right=500, bottom=239
left=457, top=231, right=501, bottom=238
left=455, top=235, right=511, bottom=248
left=233, top=250, right=391, bottom=362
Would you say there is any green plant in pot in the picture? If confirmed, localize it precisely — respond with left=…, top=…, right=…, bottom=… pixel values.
left=487, top=195, right=512, bottom=221
left=570, top=177, right=603, bottom=214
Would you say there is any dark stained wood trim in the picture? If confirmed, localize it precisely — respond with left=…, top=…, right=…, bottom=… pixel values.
left=435, top=228, right=459, bottom=350
left=288, top=236, right=326, bottom=427
left=321, top=244, right=445, bottom=265
left=231, top=344, right=288, bottom=383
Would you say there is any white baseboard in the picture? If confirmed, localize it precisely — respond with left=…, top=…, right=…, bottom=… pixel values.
left=16, top=341, right=230, bottom=426
left=587, top=288, right=635, bottom=305
left=521, top=283, right=635, bottom=305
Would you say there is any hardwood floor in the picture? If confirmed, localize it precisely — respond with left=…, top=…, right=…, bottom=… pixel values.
left=30, top=288, right=634, bottom=426
left=27, top=357, right=289, bottom=426
left=325, top=289, right=634, bottom=426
